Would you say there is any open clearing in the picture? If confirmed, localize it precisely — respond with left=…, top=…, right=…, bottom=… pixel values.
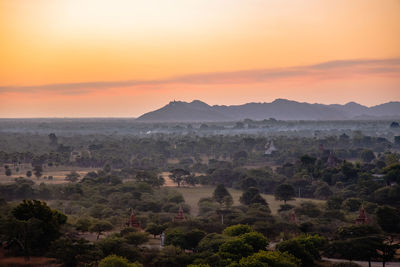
left=174, top=186, right=325, bottom=216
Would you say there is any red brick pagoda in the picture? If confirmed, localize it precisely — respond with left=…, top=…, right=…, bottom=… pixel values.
left=126, top=210, right=142, bottom=229
left=355, top=206, right=368, bottom=224
left=175, top=206, right=185, bottom=221
left=290, top=210, right=297, bottom=223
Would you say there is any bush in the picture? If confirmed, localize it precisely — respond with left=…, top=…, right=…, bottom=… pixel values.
left=124, top=232, right=149, bottom=246
left=98, top=254, right=142, bottom=267
left=198, top=233, right=227, bottom=253
left=279, top=204, right=295, bottom=212
left=240, top=232, right=269, bottom=252
left=218, top=238, right=253, bottom=261
left=276, top=239, right=314, bottom=267
left=295, top=201, right=321, bottom=217
left=223, top=224, right=253, bottom=237
left=341, top=198, right=362, bottom=212
left=238, top=250, right=300, bottom=267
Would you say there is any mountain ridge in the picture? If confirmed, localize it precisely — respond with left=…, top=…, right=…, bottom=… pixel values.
left=136, top=99, right=400, bottom=122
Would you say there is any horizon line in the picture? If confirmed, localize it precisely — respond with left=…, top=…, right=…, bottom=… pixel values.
left=0, top=98, right=399, bottom=119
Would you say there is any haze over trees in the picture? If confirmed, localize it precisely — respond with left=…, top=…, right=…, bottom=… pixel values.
left=0, top=117, right=399, bottom=266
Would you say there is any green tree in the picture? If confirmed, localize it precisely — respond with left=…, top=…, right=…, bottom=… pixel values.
left=75, top=218, right=92, bottom=232
left=197, top=233, right=227, bottom=253
left=165, top=228, right=205, bottom=250
left=376, top=206, right=400, bottom=233
left=213, top=184, right=233, bottom=224
left=276, top=239, right=313, bottom=267
left=184, top=229, right=206, bottom=251
left=293, top=235, right=326, bottom=261
left=5, top=168, right=12, bottom=176
left=238, top=250, right=300, bottom=267
left=124, top=232, right=149, bottom=246
left=383, top=163, right=400, bottom=184
left=3, top=200, right=67, bottom=258
left=240, top=187, right=267, bottom=205
left=240, top=232, right=269, bottom=252
left=223, top=224, right=253, bottom=237
left=274, top=184, right=296, bottom=204
left=103, top=163, right=112, bottom=173
left=65, top=171, right=80, bottom=182
left=145, top=223, right=167, bottom=238
left=26, top=170, right=32, bottom=178
left=218, top=238, right=253, bottom=261
left=49, top=237, right=101, bottom=267
left=135, top=171, right=164, bottom=187
left=33, top=165, right=43, bottom=179
left=169, top=168, right=190, bottom=187
left=327, top=237, right=381, bottom=267
left=90, top=220, right=114, bottom=240
left=326, top=195, right=344, bottom=210
left=213, top=184, right=233, bottom=204
left=341, top=198, right=362, bottom=212
left=98, top=254, right=142, bottom=267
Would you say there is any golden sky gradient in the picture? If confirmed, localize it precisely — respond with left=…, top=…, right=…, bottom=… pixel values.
left=0, top=0, right=399, bottom=117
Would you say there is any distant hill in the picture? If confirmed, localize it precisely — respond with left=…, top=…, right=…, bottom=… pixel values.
left=136, top=99, right=400, bottom=122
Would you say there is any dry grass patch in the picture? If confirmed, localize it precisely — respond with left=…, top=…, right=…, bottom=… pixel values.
left=174, top=186, right=325, bottom=216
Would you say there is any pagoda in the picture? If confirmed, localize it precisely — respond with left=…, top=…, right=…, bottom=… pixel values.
left=175, top=206, right=185, bottom=221
left=264, top=141, right=277, bottom=155
left=327, top=151, right=336, bottom=168
left=355, top=206, right=368, bottom=225
left=290, top=210, right=297, bottom=223
left=126, top=210, right=142, bottom=229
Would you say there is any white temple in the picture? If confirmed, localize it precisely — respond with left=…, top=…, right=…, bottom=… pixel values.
left=265, top=141, right=277, bottom=155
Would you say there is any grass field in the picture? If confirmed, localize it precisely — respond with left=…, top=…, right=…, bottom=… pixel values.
left=174, top=186, right=325, bottom=216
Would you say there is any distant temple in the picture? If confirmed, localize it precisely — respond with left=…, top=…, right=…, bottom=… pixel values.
left=327, top=151, right=337, bottom=168
left=265, top=141, right=277, bottom=155
left=175, top=206, right=186, bottom=221
left=290, top=210, right=297, bottom=223
left=126, top=210, right=142, bottom=229
left=355, top=206, right=368, bottom=225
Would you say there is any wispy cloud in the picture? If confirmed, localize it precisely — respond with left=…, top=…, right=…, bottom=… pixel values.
left=309, top=58, right=400, bottom=70
left=1, top=58, right=399, bottom=94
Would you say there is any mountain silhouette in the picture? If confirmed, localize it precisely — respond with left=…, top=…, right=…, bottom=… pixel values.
left=136, top=99, right=400, bottom=122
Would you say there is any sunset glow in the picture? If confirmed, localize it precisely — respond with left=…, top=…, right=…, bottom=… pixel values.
left=1, top=0, right=399, bottom=117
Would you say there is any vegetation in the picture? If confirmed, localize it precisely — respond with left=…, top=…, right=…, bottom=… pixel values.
left=0, top=119, right=399, bottom=266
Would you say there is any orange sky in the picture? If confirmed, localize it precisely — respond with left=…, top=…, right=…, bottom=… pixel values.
left=0, top=0, right=399, bottom=117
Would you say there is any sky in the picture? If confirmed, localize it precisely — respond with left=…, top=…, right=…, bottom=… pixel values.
left=0, top=0, right=399, bottom=118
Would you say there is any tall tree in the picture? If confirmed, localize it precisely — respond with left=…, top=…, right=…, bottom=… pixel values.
left=90, top=220, right=113, bottom=240
left=169, top=168, right=190, bottom=187
left=65, top=171, right=80, bottom=182
left=240, top=187, right=267, bottom=206
left=2, top=200, right=67, bottom=258
left=33, top=165, right=43, bottom=179
left=213, top=184, right=232, bottom=205
left=274, top=184, right=296, bottom=204
left=213, top=184, right=233, bottom=224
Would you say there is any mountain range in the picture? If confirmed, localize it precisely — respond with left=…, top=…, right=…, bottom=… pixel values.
left=136, top=99, right=400, bottom=122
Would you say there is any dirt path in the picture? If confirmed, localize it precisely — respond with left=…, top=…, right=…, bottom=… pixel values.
left=322, top=257, right=400, bottom=267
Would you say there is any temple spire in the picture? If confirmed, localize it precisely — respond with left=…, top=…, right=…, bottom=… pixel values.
left=126, top=209, right=142, bottom=229
left=355, top=205, right=368, bottom=224
left=175, top=205, right=185, bottom=221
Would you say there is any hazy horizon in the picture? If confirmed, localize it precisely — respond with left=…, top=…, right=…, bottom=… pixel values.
left=0, top=98, right=398, bottom=119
